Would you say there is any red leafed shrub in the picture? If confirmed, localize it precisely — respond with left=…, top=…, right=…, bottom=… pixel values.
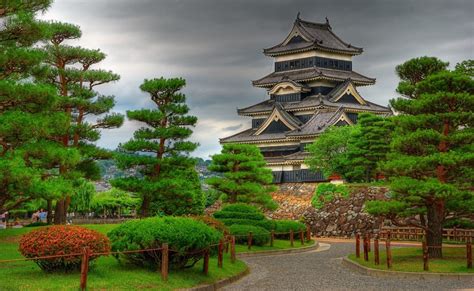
left=19, top=225, right=110, bottom=272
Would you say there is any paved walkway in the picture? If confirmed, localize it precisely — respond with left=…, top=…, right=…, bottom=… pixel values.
left=223, top=241, right=473, bottom=291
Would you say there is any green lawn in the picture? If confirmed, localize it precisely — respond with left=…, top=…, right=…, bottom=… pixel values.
left=0, top=224, right=247, bottom=291
left=235, top=239, right=315, bottom=253
left=348, top=247, right=473, bottom=273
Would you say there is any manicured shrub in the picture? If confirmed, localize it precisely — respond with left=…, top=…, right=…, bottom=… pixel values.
left=191, top=215, right=229, bottom=234
left=19, top=225, right=110, bottom=272
left=229, top=224, right=270, bottom=246
left=218, top=218, right=276, bottom=231
left=311, top=183, right=349, bottom=209
left=24, top=222, right=49, bottom=227
left=274, top=220, right=307, bottom=239
left=213, top=211, right=265, bottom=221
left=220, top=203, right=260, bottom=214
left=108, top=216, right=222, bottom=269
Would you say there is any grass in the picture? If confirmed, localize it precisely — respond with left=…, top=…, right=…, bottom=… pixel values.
left=0, top=224, right=247, bottom=291
left=235, top=239, right=315, bottom=253
left=348, top=247, right=473, bottom=273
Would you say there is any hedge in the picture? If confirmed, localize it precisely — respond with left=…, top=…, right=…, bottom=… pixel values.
left=229, top=224, right=270, bottom=246
left=220, top=203, right=260, bottom=214
left=218, top=218, right=276, bottom=231
left=274, top=220, right=307, bottom=239
left=108, top=217, right=222, bottom=269
left=213, top=211, right=265, bottom=221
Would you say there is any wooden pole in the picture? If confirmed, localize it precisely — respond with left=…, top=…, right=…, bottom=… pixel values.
left=80, top=247, right=90, bottom=291
left=230, top=236, right=236, bottom=264
left=363, top=234, right=369, bottom=261
left=203, top=249, right=209, bottom=275
left=306, top=225, right=311, bottom=241
left=355, top=233, right=360, bottom=258
left=374, top=235, right=380, bottom=265
left=290, top=230, right=294, bottom=247
left=467, top=237, right=472, bottom=269
left=367, top=233, right=371, bottom=252
left=161, top=243, right=169, bottom=282
left=422, top=238, right=429, bottom=271
left=386, top=236, right=392, bottom=269
left=218, top=239, right=224, bottom=268
left=225, top=236, right=229, bottom=254
left=270, top=230, right=274, bottom=247
left=248, top=232, right=252, bottom=250
left=300, top=230, right=304, bottom=245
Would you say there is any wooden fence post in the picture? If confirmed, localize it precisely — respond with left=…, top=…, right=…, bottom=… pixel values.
left=422, top=238, right=429, bottom=271
left=367, top=233, right=371, bottom=252
left=290, top=230, right=294, bottom=247
left=374, top=235, right=380, bottom=265
left=230, top=236, right=236, bottom=264
left=386, top=236, right=392, bottom=269
left=203, top=249, right=209, bottom=275
left=355, top=233, right=360, bottom=258
left=270, top=230, right=274, bottom=247
left=467, top=237, right=472, bottom=269
left=80, top=247, right=90, bottom=291
left=248, top=232, right=253, bottom=250
left=225, top=236, right=229, bottom=254
left=363, top=234, right=369, bottom=261
left=161, top=243, right=169, bottom=282
left=218, top=239, right=224, bottom=268
left=306, top=225, right=311, bottom=241
left=300, top=231, right=304, bottom=245
left=453, top=227, right=457, bottom=242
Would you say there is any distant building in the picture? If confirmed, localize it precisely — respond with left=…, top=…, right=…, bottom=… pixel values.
left=220, top=15, right=391, bottom=183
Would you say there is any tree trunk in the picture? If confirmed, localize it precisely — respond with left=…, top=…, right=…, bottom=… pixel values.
left=46, top=199, right=52, bottom=224
left=426, top=201, right=444, bottom=258
left=141, top=196, right=150, bottom=217
left=54, top=199, right=65, bottom=224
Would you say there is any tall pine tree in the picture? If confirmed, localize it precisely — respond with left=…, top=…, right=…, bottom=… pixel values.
left=207, top=144, right=277, bottom=210
left=367, top=59, right=474, bottom=258
left=112, top=77, right=204, bottom=216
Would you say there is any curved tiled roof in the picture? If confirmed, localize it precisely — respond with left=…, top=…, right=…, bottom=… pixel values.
left=252, top=67, right=375, bottom=87
left=263, top=17, right=363, bottom=56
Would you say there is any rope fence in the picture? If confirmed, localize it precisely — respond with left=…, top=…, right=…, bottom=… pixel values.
left=354, top=230, right=473, bottom=272
left=0, top=226, right=313, bottom=290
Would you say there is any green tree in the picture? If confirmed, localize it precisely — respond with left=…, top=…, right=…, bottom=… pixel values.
left=112, top=77, right=204, bottom=216
left=37, top=21, right=124, bottom=223
left=454, top=59, right=474, bottom=77
left=207, top=144, right=277, bottom=210
left=395, top=56, right=448, bottom=99
left=346, top=113, right=393, bottom=182
left=305, top=125, right=354, bottom=179
left=366, top=61, right=474, bottom=258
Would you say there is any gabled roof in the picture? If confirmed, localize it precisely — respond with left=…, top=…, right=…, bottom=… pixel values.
left=252, top=67, right=375, bottom=88
left=328, top=79, right=366, bottom=105
left=287, top=107, right=352, bottom=136
left=254, top=103, right=302, bottom=135
left=263, top=16, right=363, bottom=57
left=268, top=80, right=310, bottom=95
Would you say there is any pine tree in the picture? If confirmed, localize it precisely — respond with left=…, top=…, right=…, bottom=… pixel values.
left=112, top=77, right=204, bottom=216
left=207, top=144, right=277, bottom=209
left=37, top=22, right=124, bottom=223
left=345, top=113, right=393, bottom=182
left=0, top=0, right=76, bottom=214
left=366, top=60, right=474, bottom=258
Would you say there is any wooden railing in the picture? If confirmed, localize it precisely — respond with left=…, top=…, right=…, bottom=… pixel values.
left=379, top=227, right=474, bottom=242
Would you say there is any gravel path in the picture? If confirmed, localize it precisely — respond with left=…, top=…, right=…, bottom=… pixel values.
left=222, top=242, right=473, bottom=291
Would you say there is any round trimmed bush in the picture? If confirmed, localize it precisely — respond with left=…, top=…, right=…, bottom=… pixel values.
left=274, top=220, right=307, bottom=239
left=213, top=211, right=265, bottom=221
left=229, top=224, right=270, bottom=246
left=19, top=225, right=110, bottom=272
left=218, top=218, right=276, bottom=231
left=191, top=215, right=229, bottom=234
left=108, top=216, right=222, bottom=269
left=220, top=203, right=260, bottom=213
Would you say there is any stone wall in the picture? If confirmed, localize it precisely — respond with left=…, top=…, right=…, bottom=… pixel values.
left=265, top=183, right=318, bottom=220
left=303, top=186, right=389, bottom=237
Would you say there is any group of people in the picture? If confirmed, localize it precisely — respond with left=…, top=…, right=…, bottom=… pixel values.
left=31, top=209, right=48, bottom=223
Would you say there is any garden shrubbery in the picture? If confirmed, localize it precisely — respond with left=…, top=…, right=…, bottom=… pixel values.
left=107, top=216, right=222, bottom=269
left=19, top=225, right=110, bottom=272
left=229, top=224, right=270, bottom=246
left=213, top=211, right=265, bottom=220
left=274, top=220, right=307, bottom=239
left=213, top=203, right=275, bottom=231
left=311, top=183, right=349, bottom=209
left=218, top=218, right=275, bottom=231
left=191, top=215, right=229, bottom=234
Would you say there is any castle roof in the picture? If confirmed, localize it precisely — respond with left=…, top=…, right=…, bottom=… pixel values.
left=263, top=16, right=363, bottom=57
left=252, top=67, right=375, bottom=87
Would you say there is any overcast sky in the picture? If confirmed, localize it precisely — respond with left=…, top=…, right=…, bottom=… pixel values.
left=41, top=0, right=473, bottom=158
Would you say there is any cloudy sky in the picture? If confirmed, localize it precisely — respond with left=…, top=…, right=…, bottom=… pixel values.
left=41, top=0, right=473, bottom=158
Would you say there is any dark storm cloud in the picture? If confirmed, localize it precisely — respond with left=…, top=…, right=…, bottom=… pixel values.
left=43, top=0, right=473, bottom=157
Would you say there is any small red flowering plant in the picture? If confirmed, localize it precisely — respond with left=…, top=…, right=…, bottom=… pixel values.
left=19, top=225, right=110, bottom=272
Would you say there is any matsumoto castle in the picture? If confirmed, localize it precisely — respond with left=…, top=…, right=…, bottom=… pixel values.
left=220, top=15, right=392, bottom=183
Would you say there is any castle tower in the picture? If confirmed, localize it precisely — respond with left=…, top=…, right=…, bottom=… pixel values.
left=220, top=15, right=391, bottom=183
